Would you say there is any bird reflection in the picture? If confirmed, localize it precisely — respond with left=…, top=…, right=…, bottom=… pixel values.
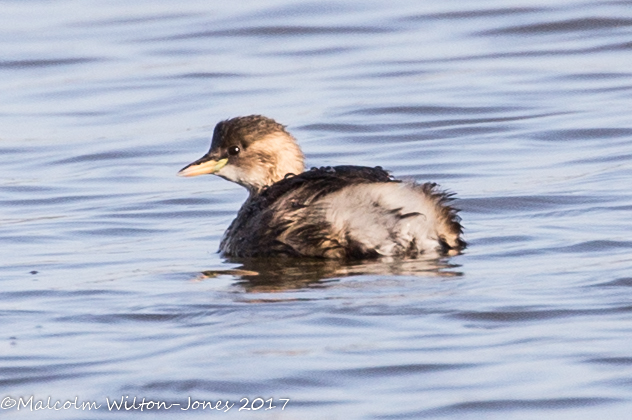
left=198, top=256, right=462, bottom=293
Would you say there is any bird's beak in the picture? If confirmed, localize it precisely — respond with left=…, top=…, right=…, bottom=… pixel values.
left=177, top=155, right=228, bottom=177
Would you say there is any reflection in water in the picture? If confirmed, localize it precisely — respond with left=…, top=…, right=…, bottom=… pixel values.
left=199, top=256, right=462, bottom=292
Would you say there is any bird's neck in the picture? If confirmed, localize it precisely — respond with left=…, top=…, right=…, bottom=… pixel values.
left=242, top=133, right=306, bottom=192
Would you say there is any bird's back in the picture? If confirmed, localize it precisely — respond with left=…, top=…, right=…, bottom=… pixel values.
left=220, top=166, right=464, bottom=258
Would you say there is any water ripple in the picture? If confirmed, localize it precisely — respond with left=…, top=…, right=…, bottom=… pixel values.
left=157, top=25, right=392, bottom=41
left=482, top=17, right=632, bottom=36
left=0, top=57, right=101, bottom=69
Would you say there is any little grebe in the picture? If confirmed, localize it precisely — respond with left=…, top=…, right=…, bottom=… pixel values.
left=178, top=115, right=465, bottom=258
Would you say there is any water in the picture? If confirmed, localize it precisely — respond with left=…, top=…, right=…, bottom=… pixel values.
left=2, top=0, right=632, bottom=418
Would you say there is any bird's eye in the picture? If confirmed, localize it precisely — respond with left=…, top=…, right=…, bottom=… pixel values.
left=228, top=145, right=240, bottom=156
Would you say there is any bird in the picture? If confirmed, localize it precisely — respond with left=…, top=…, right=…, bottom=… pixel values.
left=178, top=115, right=465, bottom=259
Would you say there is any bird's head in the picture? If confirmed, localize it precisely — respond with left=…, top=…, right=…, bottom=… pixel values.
left=178, top=115, right=305, bottom=193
